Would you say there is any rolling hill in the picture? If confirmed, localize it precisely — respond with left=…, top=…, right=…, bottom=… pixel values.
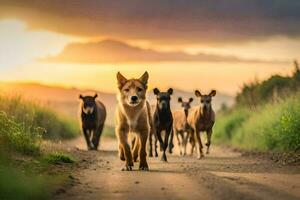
left=0, top=82, right=234, bottom=126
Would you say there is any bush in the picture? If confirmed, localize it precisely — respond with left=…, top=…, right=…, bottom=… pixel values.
left=0, top=95, right=78, bottom=140
left=0, top=95, right=78, bottom=200
left=236, top=61, right=300, bottom=107
left=214, top=108, right=250, bottom=143
left=214, top=94, right=300, bottom=151
left=0, top=112, right=42, bottom=155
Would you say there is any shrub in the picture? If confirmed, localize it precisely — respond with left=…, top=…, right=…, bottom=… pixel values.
left=0, top=112, right=42, bottom=155
left=0, top=95, right=78, bottom=140
left=214, top=94, right=300, bottom=151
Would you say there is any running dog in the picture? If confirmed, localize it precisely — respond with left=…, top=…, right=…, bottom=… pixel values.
left=188, top=90, right=216, bottom=158
left=79, top=94, right=106, bottom=150
left=115, top=71, right=152, bottom=171
left=151, top=88, right=173, bottom=162
left=173, top=97, right=194, bottom=156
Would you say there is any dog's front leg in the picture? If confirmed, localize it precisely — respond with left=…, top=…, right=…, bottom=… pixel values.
left=132, top=135, right=140, bottom=162
left=116, top=127, right=133, bottom=171
left=138, top=129, right=149, bottom=171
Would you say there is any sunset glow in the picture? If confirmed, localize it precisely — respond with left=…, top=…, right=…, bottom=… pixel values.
left=0, top=1, right=299, bottom=96
left=0, top=19, right=76, bottom=69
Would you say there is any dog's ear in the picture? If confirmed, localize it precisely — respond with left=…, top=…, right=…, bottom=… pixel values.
left=93, top=93, right=98, bottom=99
left=189, top=97, right=194, bottom=103
left=167, top=88, right=173, bottom=95
left=139, top=71, right=149, bottom=86
left=79, top=94, right=83, bottom=99
left=178, top=97, right=183, bottom=103
left=153, top=88, right=160, bottom=95
left=209, top=90, right=216, bottom=97
left=195, top=90, right=201, bottom=97
left=117, top=72, right=127, bottom=89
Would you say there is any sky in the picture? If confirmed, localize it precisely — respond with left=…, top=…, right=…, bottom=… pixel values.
left=0, top=0, right=299, bottom=95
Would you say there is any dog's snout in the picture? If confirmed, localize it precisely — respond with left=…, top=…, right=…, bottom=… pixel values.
left=131, top=96, right=138, bottom=102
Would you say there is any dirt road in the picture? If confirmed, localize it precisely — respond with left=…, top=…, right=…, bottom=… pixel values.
left=53, top=137, right=300, bottom=200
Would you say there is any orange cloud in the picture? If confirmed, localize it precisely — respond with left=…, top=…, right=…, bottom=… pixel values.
left=43, top=39, right=286, bottom=64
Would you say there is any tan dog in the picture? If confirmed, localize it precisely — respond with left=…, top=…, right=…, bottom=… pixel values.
left=115, top=71, right=152, bottom=171
left=173, top=97, right=193, bottom=156
left=187, top=90, right=216, bottom=159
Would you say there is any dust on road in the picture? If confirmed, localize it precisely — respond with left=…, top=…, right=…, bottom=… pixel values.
left=53, top=137, right=300, bottom=200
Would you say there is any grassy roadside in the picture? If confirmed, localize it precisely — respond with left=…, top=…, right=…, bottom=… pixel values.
left=0, top=95, right=79, bottom=199
left=0, top=95, right=78, bottom=140
left=213, top=93, right=300, bottom=152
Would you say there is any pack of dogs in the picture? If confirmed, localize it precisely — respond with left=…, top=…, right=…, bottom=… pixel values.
left=79, top=71, right=216, bottom=171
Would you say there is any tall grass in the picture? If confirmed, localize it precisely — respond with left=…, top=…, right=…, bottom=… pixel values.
left=0, top=95, right=78, bottom=140
left=0, top=112, right=42, bottom=155
left=0, top=95, right=79, bottom=199
left=213, top=94, right=300, bottom=151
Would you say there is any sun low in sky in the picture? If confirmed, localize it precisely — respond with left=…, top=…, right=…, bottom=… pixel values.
left=0, top=0, right=300, bottom=95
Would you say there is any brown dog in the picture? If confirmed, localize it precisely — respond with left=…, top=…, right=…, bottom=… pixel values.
left=173, top=97, right=193, bottom=156
left=187, top=90, right=216, bottom=159
left=115, top=71, right=152, bottom=171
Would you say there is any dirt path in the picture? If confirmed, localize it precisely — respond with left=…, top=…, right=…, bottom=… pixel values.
left=53, top=137, right=300, bottom=200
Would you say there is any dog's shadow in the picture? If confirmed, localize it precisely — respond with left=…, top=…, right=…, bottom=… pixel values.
left=127, top=169, right=183, bottom=174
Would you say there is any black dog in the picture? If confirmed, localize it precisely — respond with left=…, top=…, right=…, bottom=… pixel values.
left=150, top=88, right=173, bottom=161
left=79, top=94, right=106, bottom=150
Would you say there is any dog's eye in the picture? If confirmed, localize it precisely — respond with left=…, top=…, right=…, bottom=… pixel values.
left=201, top=100, right=204, bottom=103
left=124, top=88, right=129, bottom=92
left=137, top=87, right=143, bottom=92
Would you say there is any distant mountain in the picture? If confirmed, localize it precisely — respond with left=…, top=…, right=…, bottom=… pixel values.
left=44, top=39, right=273, bottom=64
left=0, top=82, right=234, bottom=126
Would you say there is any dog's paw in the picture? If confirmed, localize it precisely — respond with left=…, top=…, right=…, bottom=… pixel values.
left=161, top=154, right=168, bottom=162
left=121, top=165, right=133, bottom=171
left=139, top=162, right=149, bottom=171
left=139, top=166, right=149, bottom=171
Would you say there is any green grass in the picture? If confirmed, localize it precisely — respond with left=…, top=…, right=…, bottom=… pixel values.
left=0, top=165, right=50, bottom=200
left=43, top=152, right=75, bottom=164
left=0, top=95, right=79, bottom=199
left=0, top=95, right=79, bottom=140
left=213, top=94, right=300, bottom=151
left=0, top=111, right=42, bottom=155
